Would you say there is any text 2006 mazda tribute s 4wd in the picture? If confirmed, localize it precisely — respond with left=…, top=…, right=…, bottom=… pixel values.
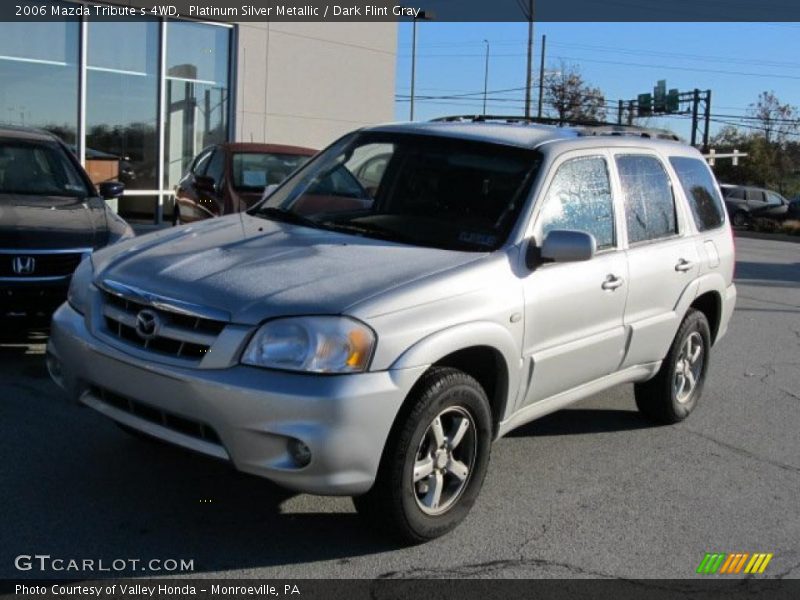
left=48, top=120, right=736, bottom=542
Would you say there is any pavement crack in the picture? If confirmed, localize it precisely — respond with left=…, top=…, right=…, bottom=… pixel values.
left=376, top=556, right=620, bottom=579
left=682, top=428, right=800, bottom=475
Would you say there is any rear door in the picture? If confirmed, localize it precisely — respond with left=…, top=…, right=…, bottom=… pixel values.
left=612, top=151, right=700, bottom=368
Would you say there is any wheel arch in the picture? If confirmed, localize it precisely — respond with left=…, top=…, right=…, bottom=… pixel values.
left=390, top=321, right=521, bottom=438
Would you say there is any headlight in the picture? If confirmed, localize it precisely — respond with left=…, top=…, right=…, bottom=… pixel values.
left=67, top=256, right=94, bottom=315
left=241, top=316, right=376, bottom=374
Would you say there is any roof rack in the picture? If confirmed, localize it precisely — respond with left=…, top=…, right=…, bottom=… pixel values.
left=429, top=115, right=681, bottom=142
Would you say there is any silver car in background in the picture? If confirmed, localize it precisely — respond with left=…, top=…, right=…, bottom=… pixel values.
left=47, top=120, right=736, bottom=542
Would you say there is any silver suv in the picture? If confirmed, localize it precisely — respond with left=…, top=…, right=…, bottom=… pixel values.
left=47, top=121, right=736, bottom=542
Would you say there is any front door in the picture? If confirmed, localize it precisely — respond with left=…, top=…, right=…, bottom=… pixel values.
left=521, top=152, right=629, bottom=406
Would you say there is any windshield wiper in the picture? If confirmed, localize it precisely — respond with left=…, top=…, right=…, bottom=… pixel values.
left=253, top=206, right=325, bottom=230
left=322, top=221, right=417, bottom=245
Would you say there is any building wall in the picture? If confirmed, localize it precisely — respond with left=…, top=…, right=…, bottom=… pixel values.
left=235, top=22, right=397, bottom=150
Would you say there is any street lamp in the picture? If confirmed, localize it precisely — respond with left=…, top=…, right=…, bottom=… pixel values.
left=409, top=10, right=434, bottom=121
left=483, top=40, right=490, bottom=116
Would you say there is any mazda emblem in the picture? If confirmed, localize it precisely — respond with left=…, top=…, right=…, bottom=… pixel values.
left=12, top=256, right=36, bottom=275
left=134, top=309, right=161, bottom=340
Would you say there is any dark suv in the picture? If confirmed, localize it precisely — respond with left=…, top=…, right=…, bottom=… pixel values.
left=0, top=126, right=133, bottom=317
left=720, top=184, right=789, bottom=227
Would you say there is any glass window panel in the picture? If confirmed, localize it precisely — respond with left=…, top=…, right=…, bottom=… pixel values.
left=165, top=22, right=230, bottom=188
left=539, top=156, right=615, bottom=250
left=616, top=155, right=677, bottom=244
left=86, top=20, right=159, bottom=191
left=669, top=156, right=725, bottom=232
left=0, top=16, right=79, bottom=144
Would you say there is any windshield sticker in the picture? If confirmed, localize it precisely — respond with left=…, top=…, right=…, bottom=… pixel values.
left=243, top=170, right=267, bottom=187
left=458, top=231, right=497, bottom=247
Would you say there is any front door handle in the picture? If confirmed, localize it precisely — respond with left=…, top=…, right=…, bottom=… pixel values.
left=602, top=274, right=624, bottom=291
left=675, top=258, right=695, bottom=272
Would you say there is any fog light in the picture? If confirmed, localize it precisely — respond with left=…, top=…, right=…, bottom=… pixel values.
left=46, top=353, right=65, bottom=390
left=287, top=438, right=312, bottom=468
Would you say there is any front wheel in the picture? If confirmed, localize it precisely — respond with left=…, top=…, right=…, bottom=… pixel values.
left=635, top=309, right=711, bottom=424
left=732, top=210, right=749, bottom=228
left=353, top=367, right=492, bottom=543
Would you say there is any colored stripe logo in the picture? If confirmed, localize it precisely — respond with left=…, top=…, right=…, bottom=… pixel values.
left=696, top=552, right=773, bottom=574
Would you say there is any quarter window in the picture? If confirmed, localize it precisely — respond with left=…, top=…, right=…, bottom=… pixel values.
left=616, top=155, right=677, bottom=244
left=669, top=157, right=726, bottom=231
left=539, top=156, right=615, bottom=250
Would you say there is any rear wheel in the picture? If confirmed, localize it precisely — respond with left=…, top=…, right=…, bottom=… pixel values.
left=352, top=367, right=492, bottom=543
left=635, top=309, right=711, bottom=424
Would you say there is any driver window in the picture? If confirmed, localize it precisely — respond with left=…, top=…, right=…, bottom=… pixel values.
left=538, top=156, right=615, bottom=250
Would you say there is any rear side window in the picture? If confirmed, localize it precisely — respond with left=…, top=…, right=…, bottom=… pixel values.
left=616, top=155, right=677, bottom=244
left=669, top=157, right=726, bottom=231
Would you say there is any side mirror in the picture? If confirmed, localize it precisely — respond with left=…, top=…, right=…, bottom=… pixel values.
left=527, top=230, right=596, bottom=268
left=195, top=175, right=217, bottom=193
left=98, top=181, right=124, bottom=199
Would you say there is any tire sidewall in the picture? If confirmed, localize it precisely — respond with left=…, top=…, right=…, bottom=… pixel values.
left=667, top=312, right=711, bottom=420
left=399, top=379, right=492, bottom=540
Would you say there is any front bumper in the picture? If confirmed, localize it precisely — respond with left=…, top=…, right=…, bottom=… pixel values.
left=47, top=302, right=426, bottom=495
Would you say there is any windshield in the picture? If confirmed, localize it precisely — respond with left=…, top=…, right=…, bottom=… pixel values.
left=0, top=139, right=89, bottom=197
left=232, top=152, right=310, bottom=192
left=251, top=132, right=541, bottom=252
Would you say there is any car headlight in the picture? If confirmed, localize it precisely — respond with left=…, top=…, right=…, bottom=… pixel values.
left=241, top=316, right=376, bottom=374
left=67, top=256, right=94, bottom=315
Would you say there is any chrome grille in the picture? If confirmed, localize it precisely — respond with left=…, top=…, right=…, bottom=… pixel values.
left=100, top=290, right=226, bottom=361
left=0, top=248, right=90, bottom=280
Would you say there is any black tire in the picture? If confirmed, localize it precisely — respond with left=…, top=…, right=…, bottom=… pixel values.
left=732, top=210, right=749, bottom=228
left=353, top=367, right=492, bottom=544
left=635, top=309, right=711, bottom=424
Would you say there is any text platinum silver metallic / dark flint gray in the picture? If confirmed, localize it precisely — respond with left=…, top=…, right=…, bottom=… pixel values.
left=47, top=122, right=736, bottom=496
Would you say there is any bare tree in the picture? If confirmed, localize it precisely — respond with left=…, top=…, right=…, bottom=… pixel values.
left=544, top=62, right=607, bottom=125
left=749, top=91, right=798, bottom=145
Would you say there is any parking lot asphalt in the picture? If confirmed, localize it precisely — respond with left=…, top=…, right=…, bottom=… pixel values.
left=1, top=236, right=798, bottom=580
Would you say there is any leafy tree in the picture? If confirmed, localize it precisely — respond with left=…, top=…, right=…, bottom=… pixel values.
left=544, top=62, right=607, bottom=125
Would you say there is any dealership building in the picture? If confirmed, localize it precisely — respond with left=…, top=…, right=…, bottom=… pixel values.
left=0, top=2, right=397, bottom=222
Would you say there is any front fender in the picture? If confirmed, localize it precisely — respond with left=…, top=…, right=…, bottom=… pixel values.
left=390, top=320, right=523, bottom=423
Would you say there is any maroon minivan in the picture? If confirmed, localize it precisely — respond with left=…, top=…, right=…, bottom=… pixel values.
left=173, top=142, right=316, bottom=224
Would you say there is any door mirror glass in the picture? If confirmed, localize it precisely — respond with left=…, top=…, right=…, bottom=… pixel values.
left=98, top=181, right=124, bottom=199
left=528, top=230, right=596, bottom=267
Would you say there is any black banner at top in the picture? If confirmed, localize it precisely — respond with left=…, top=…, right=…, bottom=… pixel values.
left=4, top=0, right=800, bottom=22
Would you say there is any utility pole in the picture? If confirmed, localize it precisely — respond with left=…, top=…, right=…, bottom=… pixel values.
left=523, top=0, right=534, bottom=118
left=537, top=34, right=546, bottom=119
left=691, top=88, right=700, bottom=147
left=410, top=18, right=418, bottom=120
left=483, top=40, right=490, bottom=116
left=702, top=89, right=712, bottom=152
left=618, top=100, right=624, bottom=125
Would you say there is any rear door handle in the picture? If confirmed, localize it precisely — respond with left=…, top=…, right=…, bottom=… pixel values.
left=602, top=274, right=624, bottom=291
left=675, top=258, right=694, bottom=272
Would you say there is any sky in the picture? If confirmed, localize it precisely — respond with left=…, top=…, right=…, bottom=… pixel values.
left=394, top=22, right=800, bottom=143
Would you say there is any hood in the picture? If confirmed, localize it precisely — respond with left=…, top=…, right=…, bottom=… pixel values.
left=92, top=214, right=485, bottom=324
left=0, top=194, right=108, bottom=249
